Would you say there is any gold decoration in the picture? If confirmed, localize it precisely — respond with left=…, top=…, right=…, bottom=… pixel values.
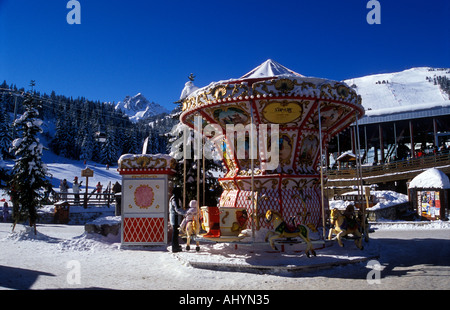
left=274, top=79, right=295, bottom=93
left=262, top=101, right=303, bottom=124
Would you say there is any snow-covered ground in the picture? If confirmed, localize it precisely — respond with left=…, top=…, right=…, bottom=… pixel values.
left=0, top=149, right=121, bottom=204
left=1, top=221, right=449, bottom=291
left=1, top=144, right=449, bottom=291
left=344, top=67, right=450, bottom=115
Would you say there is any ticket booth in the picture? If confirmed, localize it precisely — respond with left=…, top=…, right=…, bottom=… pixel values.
left=118, top=154, right=176, bottom=246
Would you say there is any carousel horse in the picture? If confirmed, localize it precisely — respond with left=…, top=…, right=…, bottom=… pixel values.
left=180, top=200, right=200, bottom=251
left=328, top=208, right=364, bottom=250
left=264, top=209, right=316, bottom=257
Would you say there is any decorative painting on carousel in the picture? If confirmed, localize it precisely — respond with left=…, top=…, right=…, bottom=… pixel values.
left=121, top=176, right=168, bottom=245
left=304, top=102, right=352, bottom=132
left=212, top=106, right=250, bottom=126
left=295, top=133, right=320, bottom=173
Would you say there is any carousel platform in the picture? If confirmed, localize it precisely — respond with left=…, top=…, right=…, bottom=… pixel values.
left=171, top=237, right=379, bottom=274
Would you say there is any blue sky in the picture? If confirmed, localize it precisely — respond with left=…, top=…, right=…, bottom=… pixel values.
left=0, top=0, right=449, bottom=111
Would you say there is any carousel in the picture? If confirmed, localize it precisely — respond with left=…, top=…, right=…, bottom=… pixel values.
left=177, top=59, right=365, bottom=252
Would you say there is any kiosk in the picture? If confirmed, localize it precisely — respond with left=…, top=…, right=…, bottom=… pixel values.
left=118, top=154, right=176, bottom=246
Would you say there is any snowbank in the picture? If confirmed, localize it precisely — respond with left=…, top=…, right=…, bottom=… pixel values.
left=329, top=190, right=409, bottom=211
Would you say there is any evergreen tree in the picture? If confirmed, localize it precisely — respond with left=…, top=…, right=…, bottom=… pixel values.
left=122, top=129, right=140, bottom=155
left=0, top=101, right=13, bottom=159
left=80, top=125, right=95, bottom=162
left=9, top=94, right=52, bottom=233
left=100, top=127, right=119, bottom=165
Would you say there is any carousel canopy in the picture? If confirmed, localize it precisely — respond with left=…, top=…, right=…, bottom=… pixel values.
left=181, top=59, right=362, bottom=110
left=240, top=59, right=305, bottom=79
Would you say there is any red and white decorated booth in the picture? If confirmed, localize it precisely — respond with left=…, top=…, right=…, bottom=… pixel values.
left=118, top=154, right=176, bottom=246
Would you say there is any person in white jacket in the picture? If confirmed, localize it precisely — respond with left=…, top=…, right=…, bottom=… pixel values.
left=179, top=200, right=198, bottom=234
left=72, top=177, right=82, bottom=205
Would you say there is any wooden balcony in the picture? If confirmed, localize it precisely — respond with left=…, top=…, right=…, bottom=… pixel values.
left=326, top=153, right=450, bottom=187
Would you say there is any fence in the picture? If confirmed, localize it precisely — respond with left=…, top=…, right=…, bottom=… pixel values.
left=53, top=191, right=117, bottom=208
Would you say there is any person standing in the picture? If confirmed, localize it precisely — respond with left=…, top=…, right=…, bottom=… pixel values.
left=96, top=182, right=103, bottom=200
left=60, top=179, right=69, bottom=200
left=2, top=202, right=8, bottom=222
left=72, top=177, right=82, bottom=205
left=169, top=187, right=186, bottom=252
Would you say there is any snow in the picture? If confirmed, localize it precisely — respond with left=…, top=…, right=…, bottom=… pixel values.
left=0, top=149, right=121, bottom=206
left=1, top=155, right=449, bottom=290
left=344, top=67, right=450, bottom=116
left=408, top=168, right=450, bottom=189
left=1, top=219, right=449, bottom=290
left=336, top=151, right=356, bottom=161
left=180, top=81, right=199, bottom=100
left=329, top=190, right=409, bottom=211
left=240, top=59, right=305, bottom=79
left=115, top=93, right=169, bottom=122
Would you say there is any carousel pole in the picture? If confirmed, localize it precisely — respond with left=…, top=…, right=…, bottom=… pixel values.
left=183, top=129, right=187, bottom=210
left=250, top=98, right=256, bottom=243
left=355, top=112, right=366, bottom=237
left=202, top=144, right=206, bottom=206
left=318, top=103, right=326, bottom=240
left=195, top=115, right=202, bottom=222
left=355, top=114, right=364, bottom=196
left=354, top=114, right=363, bottom=203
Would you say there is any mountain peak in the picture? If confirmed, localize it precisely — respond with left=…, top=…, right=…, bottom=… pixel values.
left=115, top=93, right=169, bottom=123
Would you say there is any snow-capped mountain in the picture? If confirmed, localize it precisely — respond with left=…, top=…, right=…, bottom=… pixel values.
left=115, top=93, right=169, bottom=122
left=344, top=67, right=450, bottom=117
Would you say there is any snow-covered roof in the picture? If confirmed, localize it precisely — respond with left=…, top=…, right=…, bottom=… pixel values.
left=336, top=151, right=356, bottom=161
left=240, top=59, right=304, bottom=79
left=118, top=154, right=176, bottom=172
left=180, top=81, right=199, bottom=100
left=408, top=168, right=450, bottom=189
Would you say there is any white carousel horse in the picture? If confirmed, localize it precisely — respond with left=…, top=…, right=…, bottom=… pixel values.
left=180, top=200, right=200, bottom=251
left=328, top=208, right=364, bottom=250
left=264, top=209, right=316, bottom=257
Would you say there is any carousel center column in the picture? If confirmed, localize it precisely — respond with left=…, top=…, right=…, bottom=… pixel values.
left=117, top=154, right=176, bottom=246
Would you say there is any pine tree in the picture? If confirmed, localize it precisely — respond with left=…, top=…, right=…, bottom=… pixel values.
left=0, top=102, right=13, bottom=159
left=9, top=94, right=52, bottom=233
left=80, top=125, right=95, bottom=162
left=100, top=127, right=119, bottom=165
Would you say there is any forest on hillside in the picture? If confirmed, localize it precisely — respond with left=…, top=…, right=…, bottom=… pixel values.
left=0, top=81, right=177, bottom=165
